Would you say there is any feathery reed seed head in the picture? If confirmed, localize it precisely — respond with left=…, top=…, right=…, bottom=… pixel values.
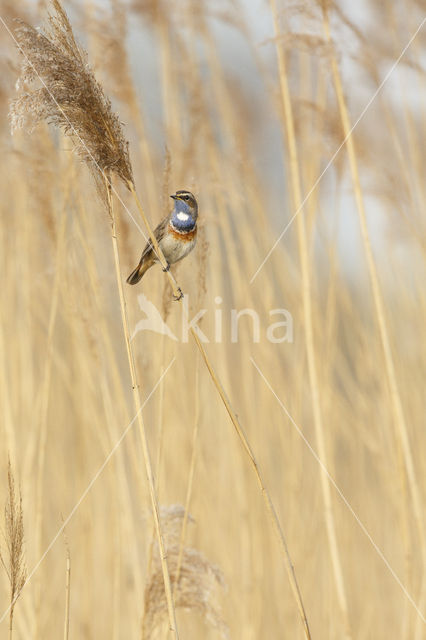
left=0, top=460, right=26, bottom=636
left=142, top=505, right=228, bottom=639
left=10, top=0, right=134, bottom=187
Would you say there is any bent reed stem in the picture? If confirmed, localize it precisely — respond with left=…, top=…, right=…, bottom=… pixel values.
left=105, top=175, right=179, bottom=640
left=126, top=180, right=311, bottom=640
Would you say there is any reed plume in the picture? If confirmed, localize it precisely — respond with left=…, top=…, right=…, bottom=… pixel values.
left=0, top=460, right=26, bottom=640
left=142, top=505, right=228, bottom=640
left=10, top=0, right=133, bottom=187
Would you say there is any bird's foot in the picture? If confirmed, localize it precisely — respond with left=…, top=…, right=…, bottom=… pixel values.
left=162, top=262, right=171, bottom=272
left=173, top=288, right=184, bottom=301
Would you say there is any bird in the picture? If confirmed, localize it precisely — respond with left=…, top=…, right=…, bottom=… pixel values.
left=126, top=190, right=198, bottom=299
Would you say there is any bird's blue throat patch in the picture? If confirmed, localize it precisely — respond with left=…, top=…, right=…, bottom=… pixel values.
left=171, top=212, right=196, bottom=232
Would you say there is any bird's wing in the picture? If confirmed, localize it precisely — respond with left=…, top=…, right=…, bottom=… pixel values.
left=140, top=216, right=169, bottom=262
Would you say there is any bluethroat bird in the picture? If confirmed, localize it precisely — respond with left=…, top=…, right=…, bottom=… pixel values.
left=127, top=190, right=198, bottom=299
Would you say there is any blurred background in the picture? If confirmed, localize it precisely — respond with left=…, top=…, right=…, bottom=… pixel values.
left=1, top=0, right=426, bottom=638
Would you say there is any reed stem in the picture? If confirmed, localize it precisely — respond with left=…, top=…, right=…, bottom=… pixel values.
left=105, top=175, right=179, bottom=640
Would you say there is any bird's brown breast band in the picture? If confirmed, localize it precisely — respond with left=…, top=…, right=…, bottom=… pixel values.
left=168, top=224, right=197, bottom=242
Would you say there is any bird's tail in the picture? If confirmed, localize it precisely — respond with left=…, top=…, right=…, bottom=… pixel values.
left=126, top=259, right=153, bottom=285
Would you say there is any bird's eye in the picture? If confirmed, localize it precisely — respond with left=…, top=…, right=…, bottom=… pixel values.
left=183, top=195, right=189, bottom=200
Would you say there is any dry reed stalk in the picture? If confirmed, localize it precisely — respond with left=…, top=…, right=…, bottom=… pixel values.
left=0, top=320, right=16, bottom=470
left=13, top=130, right=58, bottom=493
left=157, top=13, right=182, bottom=154
left=111, top=489, right=121, bottom=640
left=383, top=5, right=426, bottom=249
left=322, top=0, right=426, bottom=565
left=62, top=527, right=71, bottom=640
left=154, top=151, right=174, bottom=498
left=105, top=176, right=179, bottom=639
left=63, top=551, right=70, bottom=640
left=362, top=48, right=420, bottom=634
left=4, top=142, right=40, bottom=477
left=297, top=56, right=329, bottom=238
left=297, top=53, right=338, bottom=403
left=32, top=160, right=72, bottom=638
left=269, top=1, right=351, bottom=637
left=0, top=460, right=26, bottom=640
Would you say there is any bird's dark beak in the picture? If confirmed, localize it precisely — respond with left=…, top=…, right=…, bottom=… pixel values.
left=170, top=194, right=177, bottom=200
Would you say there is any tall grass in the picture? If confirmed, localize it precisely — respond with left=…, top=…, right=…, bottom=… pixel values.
left=0, top=0, right=425, bottom=637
